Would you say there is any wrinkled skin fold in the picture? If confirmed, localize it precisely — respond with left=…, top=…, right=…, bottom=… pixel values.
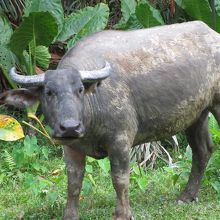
left=1, top=21, right=220, bottom=219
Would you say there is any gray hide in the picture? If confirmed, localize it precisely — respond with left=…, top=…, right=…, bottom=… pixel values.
left=3, top=21, right=220, bottom=220
left=59, top=21, right=220, bottom=220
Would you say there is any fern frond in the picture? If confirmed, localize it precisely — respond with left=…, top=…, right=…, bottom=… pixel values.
left=2, top=150, right=16, bottom=171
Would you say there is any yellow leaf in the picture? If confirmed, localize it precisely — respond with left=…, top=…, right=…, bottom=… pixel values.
left=51, top=169, right=60, bottom=176
left=0, top=114, right=24, bottom=141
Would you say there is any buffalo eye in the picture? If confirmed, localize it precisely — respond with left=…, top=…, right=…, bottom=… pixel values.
left=45, top=89, right=53, bottom=97
left=79, top=86, right=84, bottom=94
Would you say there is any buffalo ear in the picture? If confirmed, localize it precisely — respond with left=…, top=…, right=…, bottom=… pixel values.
left=0, top=88, right=40, bottom=109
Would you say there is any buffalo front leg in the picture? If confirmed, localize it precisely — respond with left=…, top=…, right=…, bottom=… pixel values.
left=108, top=139, right=133, bottom=220
left=177, top=110, right=214, bottom=203
left=63, top=146, right=86, bottom=220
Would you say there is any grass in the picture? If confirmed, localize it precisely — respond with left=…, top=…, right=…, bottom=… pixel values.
left=1, top=139, right=220, bottom=220
left=1, top=107, right=220, bottom=219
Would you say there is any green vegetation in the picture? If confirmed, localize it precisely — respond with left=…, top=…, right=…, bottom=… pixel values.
left=1, top=137, right=220, bottom=219
left=1, top=0, right=220, bottom=219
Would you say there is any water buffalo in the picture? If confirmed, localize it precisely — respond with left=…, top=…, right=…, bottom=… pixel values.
left=1, top=20, right=220, bottom=219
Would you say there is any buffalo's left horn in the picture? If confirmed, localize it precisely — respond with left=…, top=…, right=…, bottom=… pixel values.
left=9, top=67, right=45, bottom=87
left=79, top=61, right=112, bottom=82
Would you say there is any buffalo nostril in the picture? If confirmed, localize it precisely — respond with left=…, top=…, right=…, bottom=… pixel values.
left=60, top=120, right=80, bottom=132
left=60, top=125, right=66, bottom=131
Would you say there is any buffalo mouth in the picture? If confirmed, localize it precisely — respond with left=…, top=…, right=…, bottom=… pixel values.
left=51, top=132, right=85, bottom=144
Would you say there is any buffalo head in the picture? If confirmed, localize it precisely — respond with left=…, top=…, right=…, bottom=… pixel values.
left=0, top=62, right=111, bottom=141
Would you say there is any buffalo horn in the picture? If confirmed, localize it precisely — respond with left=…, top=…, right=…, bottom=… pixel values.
left=9, top=67, right=45, bottom=87
left=79, top=61, right=111, bottom=82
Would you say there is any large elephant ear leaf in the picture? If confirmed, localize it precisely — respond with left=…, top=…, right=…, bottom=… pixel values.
left=0, top=16, right=13, bottom=45
left=136, top=2, right=164, bottom=28
left=9, top=11, right=58, bottom=55
left=26, top=44, right=51, bottom=70
left=57, top=3, right=109, bottom=48
left=23, top=0, right=64, bottom=34
left=0, top=115, right=24, bottom=141
left=180, top=0, right=220, bottom=32
left=217, top=0, right=220, bottom=16
left=0, top=46, right=17, bottom=88
left=114, top=0, right=137, bottom=29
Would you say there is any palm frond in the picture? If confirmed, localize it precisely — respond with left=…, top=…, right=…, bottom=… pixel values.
left=0, top=0, right=25, bottom=23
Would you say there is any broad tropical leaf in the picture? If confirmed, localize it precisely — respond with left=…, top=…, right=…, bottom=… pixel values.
left=123, top=15, right=144, bottom=30
left=0, top=16, right=17, bottom=88
left=0, top=16, right=13, bottom=45
left=136, top=3, right=164, bottom=28
left=28, top=45, right=51, bottom=70
left=57, top=3, right=109, bottom=48
left=114, top=0, right=137, bottom=28
left=0, top=115, right=24, bottom=141
left=175, top=0, right=185, bottom=8
left=216, top=0, right=220, bottom=16
left=24, top=0, right=64, bottom=34
left=180, top=0, right=220, bottom=32
left=120, top=0, right=137, bottom=22
left=0, top=46, right=17, bottom=88
left=35, top=46, right=51, bottom=70
left=9, top=11, right=58, bottom=55
left=0, top=46, right=16, bottom=72
left=115, top=1, right=164, bottom=30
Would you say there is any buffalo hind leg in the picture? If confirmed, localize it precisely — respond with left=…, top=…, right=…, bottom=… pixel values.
left=63, top=146, right=86, bottom=220
left=177, top=109, right=214, bottom=203
left=108, top=136, right=133, bottom=220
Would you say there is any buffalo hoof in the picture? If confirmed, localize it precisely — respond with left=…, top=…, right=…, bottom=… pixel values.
left=112, top=215, right=134, bottom=220
left=112, top=210, right=134, bottom=220
left=176, top=195, right=198, bottom=204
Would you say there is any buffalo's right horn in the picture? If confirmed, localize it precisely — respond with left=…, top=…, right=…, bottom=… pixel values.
left=9, top=67, right=45, bottom=87
left=79, top=61, right=112, bottom=83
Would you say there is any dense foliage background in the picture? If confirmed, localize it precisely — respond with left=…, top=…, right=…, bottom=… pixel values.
left=1, top=0, right=220, bottom=219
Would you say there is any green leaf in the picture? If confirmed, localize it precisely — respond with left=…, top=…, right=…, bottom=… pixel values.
left=137, top=176, right=148, bottom=191
left=172, top=173, right=181, bottom=185
left=24, top=0, right=64, bottom=34
left=115, top=1, right=163, bottom=30
left=0, top=174, right=6, bottom=185
left=87, top=157, right=96, bottom=163
left=175, top=0, right=185, bottom=9
left=136, top=3, right=164, bottom=28
left=9, top=11, right=58, bottom=55
left=209, top=113, right=219, bottom=130
left=47, top=191, right=58, bottom=204
left=0, top=115, right=24, bottom=141
left=0, top=46, right=17, bottom=89
left=181, top=0, right=220, bottom=32
left=132, top=163, right=141, bottom=175
left=57, top=3, right=109, bottom=47
left=97, top=159, right=110, bottom=174
left=13, top=150, right=25, bottom=167
left=88, top=174, right=96, bottom=187
left=23, top=136, right=38, bottom=156
left=0, top=16, right=13, bottom=45
left=0, top=46, right=16, bottom=72
left=120, top=0, right=137, bottom=22
left=32, top=162, right=41, bottom=171
left=115, top=0, right=137, bottom=28
left=184, top=146, right=192, bottom=161
left=86, top=164, right=93, bottom=173
left=211, top=181, right=220, bottom=194
left=34, top=45, right=51, bottom=70
left=117, top=14, right=144, bottom=30
left=42, top=147, right=49, bottom=160
left=216, top=0, right=220, bottom=16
